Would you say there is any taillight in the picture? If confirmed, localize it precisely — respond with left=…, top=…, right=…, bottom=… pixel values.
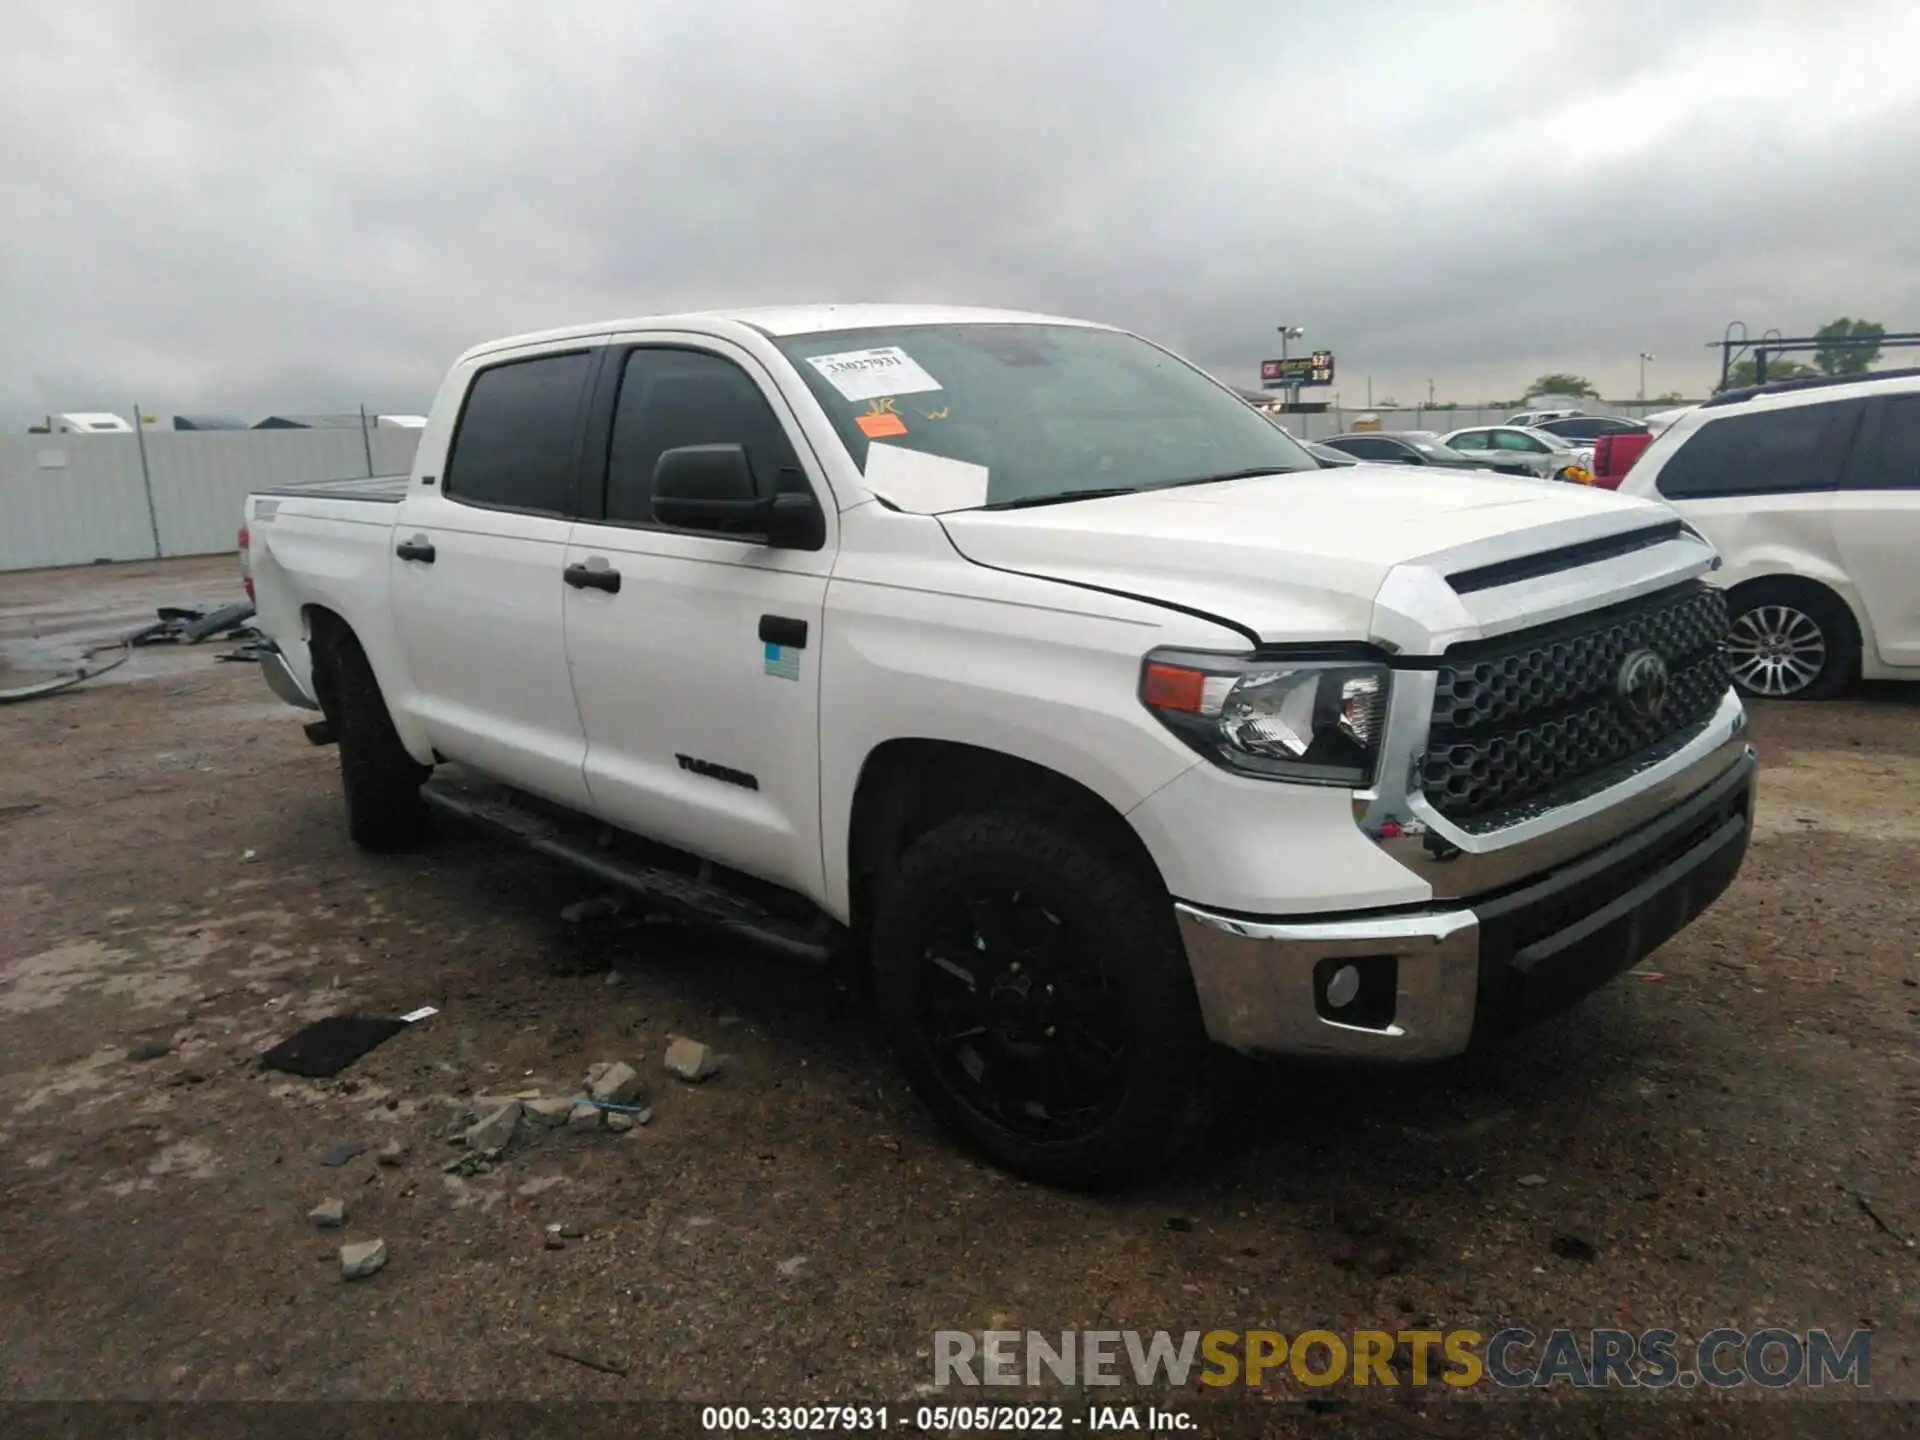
left=238, top=523, right=255, bottom=602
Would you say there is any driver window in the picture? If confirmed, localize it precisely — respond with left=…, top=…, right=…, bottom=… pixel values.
left=604, top=349, right=802, bottom=527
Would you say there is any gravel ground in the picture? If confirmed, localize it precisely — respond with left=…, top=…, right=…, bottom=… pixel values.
left=0, top=556, right=1915, bottom=1437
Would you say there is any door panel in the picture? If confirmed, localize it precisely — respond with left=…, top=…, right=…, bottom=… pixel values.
left=1834, top=394, right=1920, bottom=667
left=387, top=347, right=599, bottom=807
left=563, top=337, right=835, bottom=899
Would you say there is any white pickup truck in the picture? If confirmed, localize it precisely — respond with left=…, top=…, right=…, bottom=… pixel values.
left=243, top=305, right=1757, bottom=1187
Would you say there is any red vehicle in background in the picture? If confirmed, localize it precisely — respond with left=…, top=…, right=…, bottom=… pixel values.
left=1590, top=430, right=1654, bottom=488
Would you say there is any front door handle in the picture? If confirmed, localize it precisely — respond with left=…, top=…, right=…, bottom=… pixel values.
left=564, top=562, right=622, bottom=594
left=395, top=536, right=435, bottom=563
left=758, top=615, right=809, bottom=649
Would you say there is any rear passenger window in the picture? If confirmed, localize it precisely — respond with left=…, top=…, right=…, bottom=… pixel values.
left=443, top=351, right=594, bottom=514
left=1656, top=404, right=1839, bottom=498
left=602, top=349, right=803, bottom=529
left=1846, top=395, right=1920, bottom=490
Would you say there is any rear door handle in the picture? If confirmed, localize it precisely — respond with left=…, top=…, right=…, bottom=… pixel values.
left=395, top=536, right=435, bottom=563
left=564, top=562, right=621, bottom=594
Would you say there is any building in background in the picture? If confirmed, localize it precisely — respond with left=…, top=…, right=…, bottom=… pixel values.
left=43, top=412, right=133, bottom=434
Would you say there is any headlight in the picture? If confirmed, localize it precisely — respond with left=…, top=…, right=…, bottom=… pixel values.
left=1139, top=650, right=1390, bottom=786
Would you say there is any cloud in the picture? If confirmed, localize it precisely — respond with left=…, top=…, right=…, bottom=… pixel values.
left=4, top=0, right=1917, bottom=425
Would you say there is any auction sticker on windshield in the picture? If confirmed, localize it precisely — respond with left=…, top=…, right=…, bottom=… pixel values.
left=807, top=346, right=943, bottom=402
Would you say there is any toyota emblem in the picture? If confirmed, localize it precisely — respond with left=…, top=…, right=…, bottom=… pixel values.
left=1616, top=649, right=1670, bottom=722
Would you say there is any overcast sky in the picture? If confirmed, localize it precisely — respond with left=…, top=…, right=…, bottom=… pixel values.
left=4, top=0, right=1917, bottom=425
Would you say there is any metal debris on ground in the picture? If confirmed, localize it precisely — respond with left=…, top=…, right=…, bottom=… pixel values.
left=0, top=639, right=131, bottom=704
left=544, top=1341, right=629, bottom=1376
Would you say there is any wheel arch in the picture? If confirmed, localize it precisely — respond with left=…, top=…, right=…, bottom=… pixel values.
left=300, top=603, right=436, bottom=762
left=844, top=738, right=1169, bottom=938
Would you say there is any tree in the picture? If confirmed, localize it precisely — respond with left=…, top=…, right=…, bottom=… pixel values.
left=1725, top=356, right=1817, bottom=388
left=1524, top=374, right=1599, bottom=399
left=1812, top=317, right=1886, bottom=376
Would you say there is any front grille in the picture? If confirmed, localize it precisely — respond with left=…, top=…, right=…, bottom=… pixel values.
left=1420, top=582, right=1730, bottom=830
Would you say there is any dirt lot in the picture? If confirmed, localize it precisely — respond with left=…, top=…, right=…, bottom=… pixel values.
left=1, top=556, right=1916, bottom=1432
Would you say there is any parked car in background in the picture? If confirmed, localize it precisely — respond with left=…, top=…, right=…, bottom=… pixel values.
left=1441, top=426, right=1596, bottom=483
left=1319, top=430, right=1533, bottom=476
left=1533, top=415, right=1651, bottom=444
left=1590, top=431, right=1655, bottom=489
left=1303, top=439, right=1360, bottom=467
left=1508, top=408, right=1586, bottom=427
left=240, top=302, right=1754, bottom=1186
left=1619, top=368, right=1920, bottom=700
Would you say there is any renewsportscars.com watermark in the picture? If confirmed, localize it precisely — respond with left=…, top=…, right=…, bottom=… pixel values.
left=934, top=1327, right=1873, bottom=1390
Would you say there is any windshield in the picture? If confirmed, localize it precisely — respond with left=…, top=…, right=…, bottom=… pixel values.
left=776, top=323, right=1316, bottom=508
left=1523, top=427, right=1578, bottom=452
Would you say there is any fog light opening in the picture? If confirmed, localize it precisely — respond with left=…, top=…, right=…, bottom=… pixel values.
left=1313, top=955, right=1399, bottom=1030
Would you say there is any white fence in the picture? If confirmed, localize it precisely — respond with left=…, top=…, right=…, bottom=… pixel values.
left=1, top=428, right=422, bottom=572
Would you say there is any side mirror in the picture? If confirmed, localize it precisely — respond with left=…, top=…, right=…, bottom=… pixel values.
left=651, top=444, right=823, bottom=550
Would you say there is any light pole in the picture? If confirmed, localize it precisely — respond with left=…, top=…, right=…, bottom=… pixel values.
left=1277, top=325, right=1303, bottom=411
left=1637, top=352, right=1655, bottom=402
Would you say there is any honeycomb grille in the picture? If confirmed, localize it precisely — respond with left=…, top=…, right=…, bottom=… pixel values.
left=1421, top=583, right=1730, bottom=830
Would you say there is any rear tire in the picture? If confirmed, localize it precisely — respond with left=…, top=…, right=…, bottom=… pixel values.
left=871, top=808, right=1210, bottom=1190
left=319, top=627, right=431, bottom=850
left=1724, top=580, right=1858, bottom=701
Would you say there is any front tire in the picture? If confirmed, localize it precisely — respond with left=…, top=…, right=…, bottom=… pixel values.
left=319, top=627, right=431, bottom=850
left=871, top=809, right=1210, bottom=1189
left=1724, top=581, right=1858, bottom=701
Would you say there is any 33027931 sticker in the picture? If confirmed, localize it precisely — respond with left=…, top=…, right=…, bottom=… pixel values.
left=806, top=346, right=943, bottom=402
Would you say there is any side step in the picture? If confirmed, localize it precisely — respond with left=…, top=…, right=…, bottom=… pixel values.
left=419, top=776, right=838, bottom=964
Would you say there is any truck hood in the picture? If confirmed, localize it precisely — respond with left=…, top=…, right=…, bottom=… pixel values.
left=938, top=464, right=1693, bottom=650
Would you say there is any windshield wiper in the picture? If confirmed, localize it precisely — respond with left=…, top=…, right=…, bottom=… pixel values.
left=982, top=486, right=1141, bottom=511
left=979, top=466, right=1307, bottom=511
left=1153, top=466, right=1306, bottom=489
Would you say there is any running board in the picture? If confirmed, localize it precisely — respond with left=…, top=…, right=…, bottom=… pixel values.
left=420, top=778, right=837, bottom=964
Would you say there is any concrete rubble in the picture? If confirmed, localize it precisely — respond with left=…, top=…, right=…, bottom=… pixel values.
left=339, top=1238, right=387, bottom=1280
left=664, top=1036, right=720, bottom=1083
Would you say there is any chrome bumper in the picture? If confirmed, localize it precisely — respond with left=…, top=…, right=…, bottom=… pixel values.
left=1178, top=710, right=1757, bottom=1061
left=258, top=640, right=321, bottom=711
left=1178, top=906, right=1482, bottom=1061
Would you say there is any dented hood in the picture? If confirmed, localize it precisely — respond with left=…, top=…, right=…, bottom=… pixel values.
left=937, top=465, right=1678, bottom=646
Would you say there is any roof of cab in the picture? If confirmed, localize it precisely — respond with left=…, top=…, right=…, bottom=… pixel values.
left=461, top=304, right=1107, bottom=362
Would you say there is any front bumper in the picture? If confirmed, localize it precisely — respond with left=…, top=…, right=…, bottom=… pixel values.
left=1177, top=742, right=1756, bottom=1060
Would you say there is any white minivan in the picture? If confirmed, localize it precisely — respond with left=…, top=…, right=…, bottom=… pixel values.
left=1619, top=370, right=1920, bottom=698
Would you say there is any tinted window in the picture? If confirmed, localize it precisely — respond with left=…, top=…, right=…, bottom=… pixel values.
left=443, top=352, right=593, bottom=513
left=1657, top=403, right=1841, bottom=498
left=1492, top=430, right=1543, bottom=452
left=1846, top=395, right=1920, bottom=491
left=1448, top=432, right=1488, bottom=451
left=1332, top=436, right=1395, bottom=460
left=1543, top=416, right=1642, bottom=440
left=603, top=349, right=803, bottom=527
